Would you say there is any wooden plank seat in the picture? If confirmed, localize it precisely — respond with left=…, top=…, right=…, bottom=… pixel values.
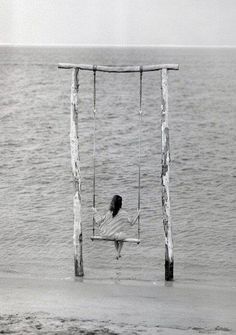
left=91, top=236, right=140, bottom=244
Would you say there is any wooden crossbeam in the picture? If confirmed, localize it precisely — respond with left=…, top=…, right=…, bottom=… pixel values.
left=58, top=63, right=179, bottom=72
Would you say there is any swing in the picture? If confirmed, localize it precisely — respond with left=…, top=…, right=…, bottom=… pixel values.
left=90, top=66, right=143, bottom=244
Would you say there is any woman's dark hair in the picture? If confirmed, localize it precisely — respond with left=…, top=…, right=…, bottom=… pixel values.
left=109, top=195, right=122, bottom=218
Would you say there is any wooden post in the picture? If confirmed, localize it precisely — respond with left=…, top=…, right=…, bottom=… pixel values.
left=70, top=68, right=84, bottom=277
left=161, top=69, right=174, bottom=281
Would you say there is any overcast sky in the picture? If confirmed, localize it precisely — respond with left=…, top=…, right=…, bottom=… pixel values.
left=1, top=0, right=236, bottom=46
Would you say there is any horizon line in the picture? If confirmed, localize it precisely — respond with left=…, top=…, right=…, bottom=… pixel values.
left=1, top=43, right=236, bottom=48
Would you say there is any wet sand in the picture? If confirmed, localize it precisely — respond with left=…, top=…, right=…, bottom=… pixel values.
left=0, top=276, right=235, bottom=334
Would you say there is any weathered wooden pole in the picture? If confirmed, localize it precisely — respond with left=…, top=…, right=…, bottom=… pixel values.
left=161, top=69, right=174, bottom=281
left=70, top=68, right=84, bottom=277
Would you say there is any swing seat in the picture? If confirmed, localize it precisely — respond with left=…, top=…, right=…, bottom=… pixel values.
left=91, top=235, right=140, bottom=244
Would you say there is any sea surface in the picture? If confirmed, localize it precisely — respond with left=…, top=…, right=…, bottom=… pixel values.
left=0, top=46, right=235, bottom=287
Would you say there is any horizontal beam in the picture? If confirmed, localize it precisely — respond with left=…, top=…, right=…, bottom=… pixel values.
left=58, top=63, right=179, bottom=73
left=91, top=236, right=140, bottom=243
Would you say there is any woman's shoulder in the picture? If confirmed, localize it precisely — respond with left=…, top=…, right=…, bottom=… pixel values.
left=118, top=209, right=129, bottom=217
left=105, top=210, right=113, bottom=219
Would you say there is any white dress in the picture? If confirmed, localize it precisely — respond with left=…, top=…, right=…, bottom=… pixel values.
left=94, top=209, right=132, bottom=240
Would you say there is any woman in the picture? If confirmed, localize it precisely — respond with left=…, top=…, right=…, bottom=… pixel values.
left=93, top=195, right=140, bottom=259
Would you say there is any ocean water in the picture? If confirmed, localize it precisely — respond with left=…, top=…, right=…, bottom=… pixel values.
left=0, top=46, right=235, bottom=286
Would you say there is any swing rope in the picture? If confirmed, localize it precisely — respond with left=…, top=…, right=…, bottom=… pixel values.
left=138, top=66, right=143, bottom=240
left=92, top=66, right=97, bottom=237
left=92, top=66, right=143, bottom=242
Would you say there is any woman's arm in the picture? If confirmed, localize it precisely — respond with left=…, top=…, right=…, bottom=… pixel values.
left=92, top=208, right=105, bottom=226
left=128, top=209, right=141, bottom=226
